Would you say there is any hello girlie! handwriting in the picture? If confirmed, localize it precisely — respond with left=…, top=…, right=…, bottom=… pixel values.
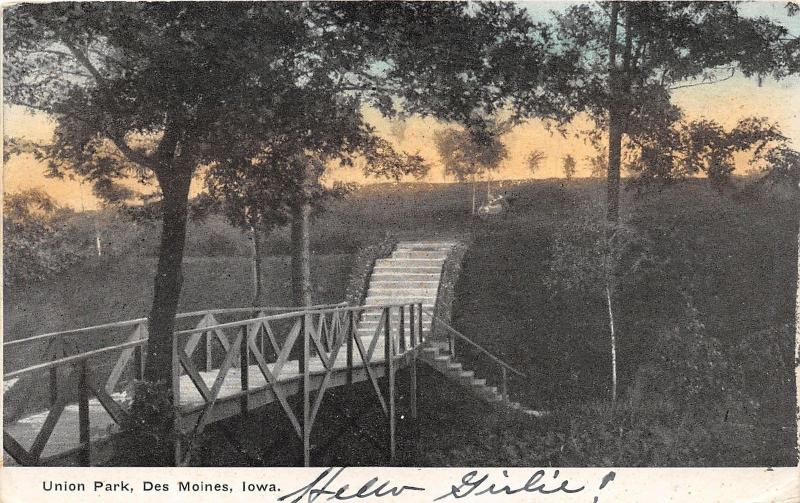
left=278, top=467, right=617, bottom=503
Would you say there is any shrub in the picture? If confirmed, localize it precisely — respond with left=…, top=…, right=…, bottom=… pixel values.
left=632, top=302, right=737, bottom=412
left=3, top=190, right=84, bottom=287
left=343, top=233, right=397, bottom=306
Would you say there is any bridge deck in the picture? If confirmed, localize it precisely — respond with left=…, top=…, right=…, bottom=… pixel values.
left=3, top=336, right=413, bottom=465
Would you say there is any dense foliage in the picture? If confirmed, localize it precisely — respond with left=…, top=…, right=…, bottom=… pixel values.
left=3, top=190, right=83, bottom=287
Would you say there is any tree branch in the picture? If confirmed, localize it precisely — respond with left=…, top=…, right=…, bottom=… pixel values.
left=61, top=37, right=158, bottom=170
left=668, top=68, right=736, bottom=90
left=61, top=38, right=106, bottom=84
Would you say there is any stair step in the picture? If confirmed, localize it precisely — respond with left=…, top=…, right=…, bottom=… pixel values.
left=359, top=309, right=434, bottom=317
left=396, top=242, right=457, bottom=249
left=391, top=251, right=450, bottom=259
left=376, top=258, right=445, bottom=265
left=456, top=370, right=474, bottom=385
left=371, top=271, right=443, bottom=277
left=471, top=378, right=486, bottom=387
left=523, top=410, right=547, bottom=418
left=369, top=280, right=439, bottom=287
left=367, top=287, right=439, bottom=294
left=365, top=295, right=437, bottom=301
left=357, top=317, right=433, bottom=326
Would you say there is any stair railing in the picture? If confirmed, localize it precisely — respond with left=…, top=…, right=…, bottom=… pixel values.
left=421, top=309, right=525, bottom=403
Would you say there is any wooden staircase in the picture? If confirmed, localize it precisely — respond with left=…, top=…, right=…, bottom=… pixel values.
left=359, top=240, right=544, bottom=418
left=420, top=341, right=544, bottom=417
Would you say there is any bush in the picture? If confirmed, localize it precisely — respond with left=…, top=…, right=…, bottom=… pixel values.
left=343, top=233, right=397, bottom=306
left=184, top=216, right=251, bottom=257
left=632, top=302, right=737, bottom=412
left=3, top=190, right=85, bottom=287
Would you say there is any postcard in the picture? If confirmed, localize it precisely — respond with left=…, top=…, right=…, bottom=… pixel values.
left=2, top=1, right=798, bottom=502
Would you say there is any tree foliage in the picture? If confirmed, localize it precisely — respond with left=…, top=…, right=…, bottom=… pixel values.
left=626, top=116, right=792, bottom=189
left=561, top=154, right=578, bottom=181
left=587, top=147, right=608, bottom=179
left=526, top=149, right=547, bottom=176
left=434, top=122, right=508, bottom=182
left=546, top=206, right=658, bottom=400
left=550, top=2, right=798, bottom=220
left=3, top=189, right=83, bottom=287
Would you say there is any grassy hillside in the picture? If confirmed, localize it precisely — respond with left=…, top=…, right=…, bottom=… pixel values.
left=4, top=178, right=797, bottom=466
left=447, top=180, right=798, bottom=465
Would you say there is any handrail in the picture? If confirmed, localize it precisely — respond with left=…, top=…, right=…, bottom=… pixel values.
left=4, top=339, right=147, bottom=379
left=3, top=302, right=411, bottom=382
left=175, top=302, right=420, bottom=337
left=3, top=302, right=348, bottom=348
left=3, top=318, right=148, bottom=348
left=174, top=302, right=347, bottom=319
left=422, top=309, right=526, bottom=378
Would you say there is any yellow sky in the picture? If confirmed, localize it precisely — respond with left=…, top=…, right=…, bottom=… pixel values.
left=4, top=72, right=799, bottom=209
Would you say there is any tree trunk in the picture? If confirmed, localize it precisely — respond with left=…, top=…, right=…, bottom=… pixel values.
left=144, top=167, right=193, bottom=385
left=606, top=1, right=622, bottom=224
left=607, top=112, right=623, bottom=223
left=94, top=219, right=102, bottom=257
left=471, top=174, right=476, bottom=215
left=605, top=283, right=618, bottom=403
left=794, top=216, right=799, bottom=454
left=291, top=204, right=313, bottom=307
left=251, top=226, right=264, bottom=306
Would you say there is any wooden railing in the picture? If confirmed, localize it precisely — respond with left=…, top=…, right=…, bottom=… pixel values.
left=3, top=303, right=348, bottom=399
left=172, top=302, right=428, bottom=466
left=2, top=303, right=345, bottom=465
left=422, top=309, right=526, bottom=404
left=3, top=301, right=428, bottom=467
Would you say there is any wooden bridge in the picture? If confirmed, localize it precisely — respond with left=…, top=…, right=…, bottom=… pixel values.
left=3, top=241, right=538, bottom=467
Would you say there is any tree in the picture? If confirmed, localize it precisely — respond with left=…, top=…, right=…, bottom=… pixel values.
left=2, top=1, right=570, bottom=398
left=552, top=2, right=796, bottom=221
left=546, top=208, right=657, bottom=402
left=196, top=2, right=530, bottom=307
left=4, top=3, right=379, bottom=385
left=626, top=116, right=791, bottom=190
left=434, top=121, right=508, bottom=214
left=562, top=154, right=577, bottom=181
left=286, top=142, right=428, bottom=307
left=526, top=149, right=547, bottom=177
left=3, top=189, right=82, bottom=288
left=587, top=148, right=608, bottom=179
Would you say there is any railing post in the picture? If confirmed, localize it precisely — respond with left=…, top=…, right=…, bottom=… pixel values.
left=399, top=305, right=406, bottom=353
left=49, top=367, right=59, bottom=406
left=202, top=314, right=213, bottom=372
left=133, top=322, right=146, bottom=381
left=418, top=302, right=424, bottom=342
left=240, top=324, right=249, bottom=416
left=501, top=367, right=508, bottom=403
left=302, top=313, right=311, bottom=467
left=172, top=331, right=183, bottom=466
left=346, top=310, right=354, bottom=385
left=259, top=320, right=266, bottom=357
left=48, top=338, right=64, bottom=405
left=409, top=305, right=418, bottom=420
left=448, top=330, right=455, bottom=358
left=78, top=361, right=90, bottom=466
left=384, top=307, right=395, bottom=461
left=409, top=304, right=416, bottom=348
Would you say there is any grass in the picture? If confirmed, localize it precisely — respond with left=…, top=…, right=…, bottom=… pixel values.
left=4, top=177, right=798, bottom=466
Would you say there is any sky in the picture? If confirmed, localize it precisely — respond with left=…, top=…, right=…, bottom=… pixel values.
left=3, top=1, right=799, bottom=209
